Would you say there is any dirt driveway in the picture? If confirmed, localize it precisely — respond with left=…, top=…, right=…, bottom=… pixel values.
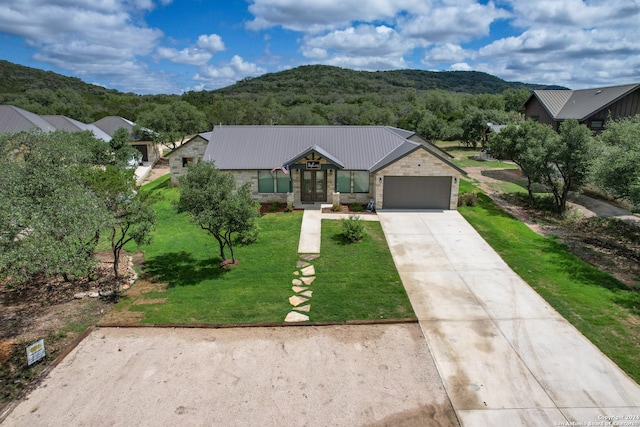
left=1, top=324, right=458, bottom=427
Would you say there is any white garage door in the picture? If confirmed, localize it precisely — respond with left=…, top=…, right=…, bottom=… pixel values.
left=382, top=176, right=452, bottom=209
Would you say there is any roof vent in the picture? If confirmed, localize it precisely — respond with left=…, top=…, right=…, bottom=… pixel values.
left=596, top=90, right=602, bottom=94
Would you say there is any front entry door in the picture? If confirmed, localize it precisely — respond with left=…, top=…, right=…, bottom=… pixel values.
left=301, top=170, right=326, bottom=202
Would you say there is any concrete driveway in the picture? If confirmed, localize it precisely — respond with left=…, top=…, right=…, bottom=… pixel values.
left=378, top=211, right=640, bottom=426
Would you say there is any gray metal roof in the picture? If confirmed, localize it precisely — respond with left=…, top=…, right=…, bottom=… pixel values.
left=0, top=105, right=56, bottom=133
left=532, top=83, right=640, bottom=120
left=92, top=116, right=136, bottom=137
left=42, top=115, right=112, bottom=141
left=532, top=90, right=573, bottom=117
left=203, top=125, right=462, bottom=173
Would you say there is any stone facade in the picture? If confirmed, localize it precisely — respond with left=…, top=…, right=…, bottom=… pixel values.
left=373, top=149, right=461, bottom=210
left=168, top=140, right=460, bottom=210
left=168, top=136, right=209, bottom=185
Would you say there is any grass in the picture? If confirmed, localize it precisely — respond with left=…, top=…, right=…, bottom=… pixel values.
left=312, top=220, right=413, bottom=321
left=458, top=179, right=640, bottom=383
left=435, top=141, right=517, bottom=169
left=113, top=175, right=413, bottom=324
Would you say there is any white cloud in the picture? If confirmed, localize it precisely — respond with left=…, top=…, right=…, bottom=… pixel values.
left=194, top=55, right=266, bottom=89
left=197, top=34, right=225, bottom=53
left=155, top=33, right=225, bottom=66
left=0, top=0, right=169, bottom=93
left=246, top=0, right=425, bottom=32
left=315, top=54, right=408, bottom=71
left=423, top=43, right=472, bottom=65
left=301, top=25, right=411, bottom=59
left=399, top=1, right=510, bottom=43
left=156, top=47, right=212, bottom=66
left=449, top=62, right=472, bottom=71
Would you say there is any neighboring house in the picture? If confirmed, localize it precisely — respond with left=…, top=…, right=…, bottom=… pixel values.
left=522, top=83, right=640, bottom=132
left=482, top=122, right=507, bottom=145
left=41, top=115, right=111, bottom=141
left=168, top=125, right=465, bottom=210
left=0, top=106, right=161, bottom=165
left=0, top=105, right=58, bottom=133
left=168, top=131, right=212, bottom=181
left=92, top=116, right=160, bottom=164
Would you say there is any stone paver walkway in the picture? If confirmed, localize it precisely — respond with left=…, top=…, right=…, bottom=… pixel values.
left=288, top=208, right=381, bottom=323
left=284, top=255, right=318, bottom=322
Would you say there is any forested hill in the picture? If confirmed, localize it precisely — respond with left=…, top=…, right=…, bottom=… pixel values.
left=0, top=59, right=566, bottom=137
left=211, top=65, right=565, bottom=97
left=0, top=60, right=118, bottom=95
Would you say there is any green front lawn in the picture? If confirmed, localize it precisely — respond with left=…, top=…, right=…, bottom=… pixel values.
left=458, top=180, right=640, bottom=383
left=113, top=176, right=413, bottom=324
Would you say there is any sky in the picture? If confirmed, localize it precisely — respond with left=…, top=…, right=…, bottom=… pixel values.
left=0, top=0, right=638, bottom=95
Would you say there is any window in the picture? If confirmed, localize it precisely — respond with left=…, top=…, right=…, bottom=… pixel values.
left=353, top=171, right=370, bottom=193
left=336, top=170, right=351, bottom=193
left=182, top=157, right=194, bottom=167
left=276, top=170, right=289, bottom=193
left=590, top=119, right=604, bottom=130
left=258, top=170, right=274, bottom=193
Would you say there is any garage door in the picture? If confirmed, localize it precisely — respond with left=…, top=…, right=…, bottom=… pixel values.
left=132, top=144, right=148, bottom=161
left=383, top=176, right=452, bottom=209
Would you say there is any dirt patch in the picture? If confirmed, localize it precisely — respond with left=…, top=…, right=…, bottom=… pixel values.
left=0, top=251, right=134, bottom=412
left=321, top=204, right=376, bottom=215
left=2, top=324, right=458, bottom=427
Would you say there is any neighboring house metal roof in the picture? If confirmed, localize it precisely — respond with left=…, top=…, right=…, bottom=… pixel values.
left=0, top=105, right=56, bottom=133
left=203, top=125, right=463, bottom=173
left=92, top=116, right=137, bottom=138
left=528, top=83, right=640, bottom=121
left=486, top=123, right=507, bottom=134
left=41, top=115, right=112, bottom=141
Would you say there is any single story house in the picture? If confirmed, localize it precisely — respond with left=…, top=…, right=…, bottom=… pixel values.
left=92, top=116, right=160, bottom=164
left=168, top=125, right=465, bottom=210
left=0, top=105, right=109, bottom=141
left=522, top=83, right=640, bottom=132
left=0, top=106, right=159, bottom=165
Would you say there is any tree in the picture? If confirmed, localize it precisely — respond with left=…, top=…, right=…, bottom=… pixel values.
left=84, top=166, right=156, bottom=280
left=109, top=126, right=140, bottom=167
left=489, top=120, right=559, bottom=203
left=177, top=162, right=259, bottom=265
left=0, top=130, right=111, bottom=285
left=544, top=120, right=594, bottom=212
left=135, top=100, right=208, bottom=150
left=591, top=115, right=640, bottom=210
left=461, top=107, right=509, bottom=147
left=490, top=119, right=593, bottom=212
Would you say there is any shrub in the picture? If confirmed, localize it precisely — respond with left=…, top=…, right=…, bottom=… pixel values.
left=350, top=203, right=363, bottom=212
left=268, top=202, right=281, bottom=212
left=236, top=223, right=260, bottom=245
left=457, top=192, right=479, bottom=207
left=341, top=215, right=365, bottom=243
left=284, top=205, right=294, bottom=212
left=331, top=203, right=342, bottom=212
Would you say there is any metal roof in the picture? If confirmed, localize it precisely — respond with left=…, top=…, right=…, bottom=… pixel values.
left=0, top=105, right=56, bottom=133
left=42, top=115, right=111, bottom=141
left=203, top=125, right=462, bottom=173
left=92, top=116, right=136, bottom=137
left=531, top=83, right=640, bottom=120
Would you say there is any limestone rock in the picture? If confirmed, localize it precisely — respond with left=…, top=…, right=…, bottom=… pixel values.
left=288, top=295, right=309, bottom=307
left=300, top=265, right=315, bottom=276
left=300, top=276, right=315, bottom=285
left=284, top=311, right=309, bottom=322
